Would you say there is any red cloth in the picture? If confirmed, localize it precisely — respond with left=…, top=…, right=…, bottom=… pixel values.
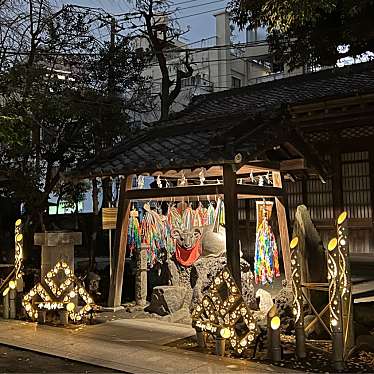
left=175, top=239, right=202, bottom=267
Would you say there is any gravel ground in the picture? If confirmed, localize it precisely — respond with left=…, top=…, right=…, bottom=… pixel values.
left=167, top=334, right=374, bottom=373
left=0, top=344, right=123, bottom=373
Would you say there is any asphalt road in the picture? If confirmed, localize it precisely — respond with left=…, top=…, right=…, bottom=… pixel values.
left=0, top=344, right=123, bottom=373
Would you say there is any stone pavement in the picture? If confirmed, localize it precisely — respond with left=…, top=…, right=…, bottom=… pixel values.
left=0, top=318, right=291, bottom=373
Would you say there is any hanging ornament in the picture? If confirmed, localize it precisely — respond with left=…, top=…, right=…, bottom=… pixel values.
left=254, top=202, right=280, bottom=285
left=219, top=200, right=225, bottom=225
left=258, top=175, right=264, bottom=186
left=182, top=203, right=194, bottom=230
left=167, top=204, right=182, bottom=229
left=207, top=201, right=215, bottom=225
left=179, top=171, right=187, bottom=186
left=265, top=171, right=271, bottom=184
left=194, top=201, right=208, bottom=226
left=156, top=175, right=162, bottom=188
left=141, top=206, right=165, bottom=267
left=137, top=175, right=145, bottom=189
left=199, top=168, right=205, bottom=185
left=162, top=216, right=176, bottom=256
left=127, top=208, right=141, bottom=257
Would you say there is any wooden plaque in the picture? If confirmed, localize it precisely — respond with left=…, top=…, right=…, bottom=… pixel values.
left=102, top=207, right=118, bottom=230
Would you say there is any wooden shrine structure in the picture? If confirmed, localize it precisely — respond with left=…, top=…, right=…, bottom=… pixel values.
left=69, top=62, right=374, bottom=307
left=71, top=71, right=334, bottom=306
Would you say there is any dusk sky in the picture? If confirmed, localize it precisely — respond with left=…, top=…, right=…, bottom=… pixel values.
left=58, top=0, right=244, bottom=44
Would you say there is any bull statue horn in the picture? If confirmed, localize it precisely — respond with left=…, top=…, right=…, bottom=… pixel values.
left=171, top=228, right=182, bottom=239
left=193, top=227, right=202, bottom=239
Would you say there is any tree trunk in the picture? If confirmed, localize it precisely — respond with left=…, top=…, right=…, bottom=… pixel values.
left=90, top=178, right=99, bottom=270
left=74, top=198, right=79, bottom=231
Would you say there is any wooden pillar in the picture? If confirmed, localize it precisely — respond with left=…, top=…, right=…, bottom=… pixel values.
left=223, top=164, right=241, bottom=289
left=245, top=199, right=252, bottom=259
left=368, top=150, right=374, bottom=250
left=331, top=148, right=343, bottom=218
left=108, top=176, right=133, bottom=307
left=272, top=171, right=291, bottom=284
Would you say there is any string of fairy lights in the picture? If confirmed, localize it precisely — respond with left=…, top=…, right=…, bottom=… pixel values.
left=2, top=219, right=24, bottom=297
left=192, top=267, right=258, bottom=355
left=22, top=261, right=95, bottom=322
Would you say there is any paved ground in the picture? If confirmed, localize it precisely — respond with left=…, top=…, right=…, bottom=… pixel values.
left=0, top=318, right=290, bottom=374
left=0, top=344, right=120, bottom=373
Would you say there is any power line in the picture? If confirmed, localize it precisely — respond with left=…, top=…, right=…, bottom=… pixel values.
left=174, top=0, right=224, bottom=12
left=175, top=7, right=226, bottom=20
left=171, top=0, right=211, bottom=5
left=0, top=39, right=270, bottom=59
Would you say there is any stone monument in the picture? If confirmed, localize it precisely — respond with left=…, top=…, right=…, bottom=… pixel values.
left=34, top=231, right=82, bottom=287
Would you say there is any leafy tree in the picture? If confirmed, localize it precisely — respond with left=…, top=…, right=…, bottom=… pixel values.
left=228, top=0, right=374, bottom=69
left=128, top=0, right=194, bottom=121
left=0, top=1, right=151, bottom=239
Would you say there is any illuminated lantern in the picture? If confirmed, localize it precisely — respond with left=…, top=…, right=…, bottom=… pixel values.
left=270, top=316, right=280, bottom=330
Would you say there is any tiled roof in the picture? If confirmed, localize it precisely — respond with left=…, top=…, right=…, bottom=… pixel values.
left=71, top=62, right=374, bottom=178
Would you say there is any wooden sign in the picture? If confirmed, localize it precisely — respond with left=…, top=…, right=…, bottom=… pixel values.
left=102, top=208, right=118, bottom=230
left=256, top=201, right=273, bottom=227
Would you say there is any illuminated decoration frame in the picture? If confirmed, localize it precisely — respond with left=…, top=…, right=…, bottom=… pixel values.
left=22, top=261, right=95, bottom=322
left=192, top=267, right=258, bottom=355
left=290, top=237, right=303, bottom=325
left=290, top=236, right=306, bottom=358
left=327, top=237, right=344, bottom=371
left=2, top=219, right=24, bottom=297
left=336, top=212, right=354, bottom=353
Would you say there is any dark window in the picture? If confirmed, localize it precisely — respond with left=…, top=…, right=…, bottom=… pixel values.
left=232, top=77, right=241, bottom=88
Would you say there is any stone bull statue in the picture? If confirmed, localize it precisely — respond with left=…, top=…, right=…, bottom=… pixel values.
left=172, top=224, right=226, bottom=258
left=171, top=198, right=227, bottom=266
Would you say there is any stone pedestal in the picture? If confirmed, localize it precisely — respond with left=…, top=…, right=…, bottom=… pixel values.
left=34, top=231, right=82, bottom=288
left=135, top=244, right=147, bottom=307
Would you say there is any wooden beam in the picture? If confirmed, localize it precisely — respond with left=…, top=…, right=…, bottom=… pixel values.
left=223, top=164, right=242, bottom=289
left=237, top=161, right=280, bottom=174
left=108, top=176, right=133, bottom=307
left=280, top=158, right=306, bottom=171
left=272, top=171, right=291, bottom=284
left=123, top=184, right=223, bottom=200
left=236, top=184, right=284, bottom=197
left=123, top=184, right=283, bottom=201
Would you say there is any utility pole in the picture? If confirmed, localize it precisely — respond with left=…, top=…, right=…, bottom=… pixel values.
left=91, top=16, right=117, bottom=271
left=105, top=16, right=116, bottom=276
left=108, top=16, right=116, bottom=97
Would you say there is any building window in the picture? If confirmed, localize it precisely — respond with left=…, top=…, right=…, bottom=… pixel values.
left=246, top=27, right=268, bottom=42
left=232, top=77, right=241, bottom=88
left=341, top=151, right=371, bottom=219
left=306, top=177, right=334, bottom=221
left=285, top=180, right=303, bottom=222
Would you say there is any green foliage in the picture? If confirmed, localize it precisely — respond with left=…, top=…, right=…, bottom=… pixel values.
left=0, top=2, right=150, bottom=229
left=228, top=0, right=374, bottom=69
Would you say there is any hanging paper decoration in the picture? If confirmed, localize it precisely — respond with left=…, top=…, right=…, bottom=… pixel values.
left=141, top=204, right=165, bottom=267
left=177, top=201, right=188, bottom=215
left=127, top=208, right=141, bottom=257
left=219, top=200, right=225, bottom=225
left=194, top=202, right=208, bottom=227
left=207, top=201, right=215, bottom=225
left=162, top=216, right=176, bottom=256
left=254, top=202, right=280, bottom=285
left=182, top=203, right=194, bottom=230
left=167, top=204, right=182, bottom=229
